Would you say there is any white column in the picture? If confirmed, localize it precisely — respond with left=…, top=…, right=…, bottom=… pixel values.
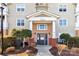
left=29, top=21, right=32, bottom=30
left=52, top=21, right=56, bottom=38
left=3, top=15, right=8, bottom=29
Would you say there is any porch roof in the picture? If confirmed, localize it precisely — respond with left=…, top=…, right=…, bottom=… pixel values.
left=26, top=10, right=60, bottom=19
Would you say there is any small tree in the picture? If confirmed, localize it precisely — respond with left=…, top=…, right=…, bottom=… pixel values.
left=26, top=29, right=32, bottom=38
left=12, top=29, right=22, bottom=39
left=12, top=29, right=32, bottom=39
left=60, top=33, right=71, bottom=46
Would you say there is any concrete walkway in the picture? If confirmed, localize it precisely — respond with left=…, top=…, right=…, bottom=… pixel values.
left=36, top=45, right=53, bottom=56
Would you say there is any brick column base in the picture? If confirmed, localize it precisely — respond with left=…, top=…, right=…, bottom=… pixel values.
left=49, top=38, right=57, bottom=47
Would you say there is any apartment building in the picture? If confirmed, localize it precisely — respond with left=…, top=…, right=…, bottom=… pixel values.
left=0, top=3, right=77, bottom=45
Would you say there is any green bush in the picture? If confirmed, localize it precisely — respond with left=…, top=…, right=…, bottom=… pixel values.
left=68, top=37, right=79, bottom=48
left=60, top=33, right=71, bottom=45
left=2, top=37, right=16, bottom=51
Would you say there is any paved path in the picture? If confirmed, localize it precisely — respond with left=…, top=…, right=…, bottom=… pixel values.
left=36, top=45, right=53, bottom=56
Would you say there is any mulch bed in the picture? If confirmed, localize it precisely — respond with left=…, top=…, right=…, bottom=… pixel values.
left=25, top=46, right=38, bottom=56
left=60, top=49, right=79, bottom=56
left=49, top=47, right=79, bottom=56
left=2, top=46, right=38, bottom=56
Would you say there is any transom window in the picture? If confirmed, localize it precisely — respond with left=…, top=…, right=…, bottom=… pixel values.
left=37, top=24, right=47, bottom=30
left=16, top=19, right=24, bottom=26
left=59, top=5, right=67, bottom=12
left=16, top=4, right=25, bottom=12
left=59, top=19, right=68, bottom=26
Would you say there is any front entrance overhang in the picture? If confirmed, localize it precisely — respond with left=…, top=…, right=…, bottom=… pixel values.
left=26, top=10, right=60, bottom=44
left=28, top=17, right=57, bottom=21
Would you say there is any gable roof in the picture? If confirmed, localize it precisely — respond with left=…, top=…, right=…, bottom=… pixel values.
left=26, top=10, right=60, bottom=18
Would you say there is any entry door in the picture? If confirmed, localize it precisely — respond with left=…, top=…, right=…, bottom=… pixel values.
left=37, top=33, right=47, bottom=45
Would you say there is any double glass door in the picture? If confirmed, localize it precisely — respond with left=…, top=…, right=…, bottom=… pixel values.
left=37, top=33, right=47, bottom=45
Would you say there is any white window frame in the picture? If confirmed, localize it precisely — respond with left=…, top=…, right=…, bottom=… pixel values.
left=37, top=24, right=48, bottom=30
left=58, top=4, right=67, bottom=12
left=16, top=4, right=25, bottom=12
left=59, top=19, right=68, bottom=27
left=16, top=18, right=25, bottom=26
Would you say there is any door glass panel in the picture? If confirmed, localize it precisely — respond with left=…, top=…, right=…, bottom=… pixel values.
left=37, top=37, right=39, bottom=40
left=37, top=33, right=48, bottom=45
left=40, top=37, right=44, bottom=40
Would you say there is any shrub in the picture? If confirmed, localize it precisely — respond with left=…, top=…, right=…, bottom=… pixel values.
left=60, top=33, right=71, bottom=45
left=57, top=44, right=68, bottom=55
left=68, top=37, right=79, bottom=48
left=2, top=37, right=16, bottom=51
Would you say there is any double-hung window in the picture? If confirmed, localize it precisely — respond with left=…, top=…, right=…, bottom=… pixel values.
left=16, top=4, right=25, bottom=12
left=37, top=24, right=47, bottom=30
left=59, top=19, right=68, bottom=27
left=59, top=5, right=67, bottom=12
left=17, top=19, right=24, bottom=26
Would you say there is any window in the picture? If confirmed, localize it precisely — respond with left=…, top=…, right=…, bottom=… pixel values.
left=17, top=20, right=20, bottom=26
left=16, top=4, right=25, bottom=12
left=59, top=5, right=67, bottom=12
left=37, top=24, right=47, bottom=30
left=59, top=19, right=68, bottom=26
left=16, top=19, right=24, bottom=26
left=21, top=20, right=24, bottom=26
